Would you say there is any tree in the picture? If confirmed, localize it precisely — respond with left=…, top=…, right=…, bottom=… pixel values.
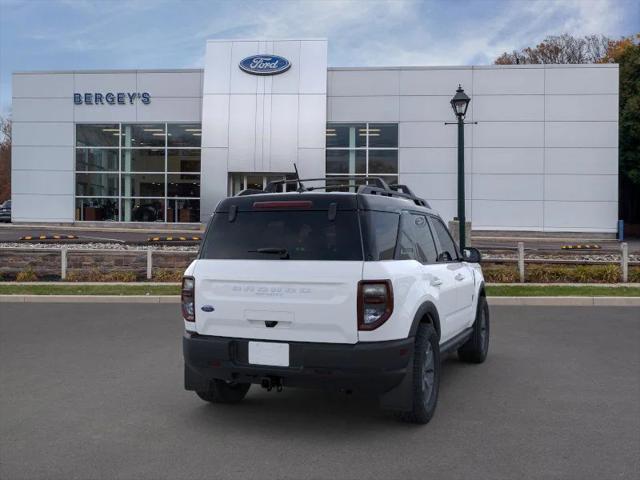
left=0, top=116, right=10, bottom=203
left=602, top=35, right=640, bottom=227
left=495, top=33, right=640, bottom=228
left=495, top=34, right=611, bottom=65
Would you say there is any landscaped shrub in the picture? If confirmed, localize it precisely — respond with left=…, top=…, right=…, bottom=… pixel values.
left=481, top=263, right=519, bottom=283
left=66, top=269, right=138, bottom=282
left=152, top=269, right=183, bottom=282
left=526, top=264, right=621, bottom=283
left=16, top=268, right=38, bottom=282
left=629, top=266, right=640, bottom=283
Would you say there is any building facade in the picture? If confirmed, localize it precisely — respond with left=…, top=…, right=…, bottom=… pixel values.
left=11, top=39, right=619, bottom=232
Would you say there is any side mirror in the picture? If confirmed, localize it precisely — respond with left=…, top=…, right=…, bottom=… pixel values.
left=462, top=247, right=482, bottom=263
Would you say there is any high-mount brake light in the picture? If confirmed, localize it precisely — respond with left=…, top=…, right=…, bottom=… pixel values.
left=253, top=200, right=313, bottom=209
left=181, top=276, right=195, bottom=322
left=357, top=280, right=394, bottom=330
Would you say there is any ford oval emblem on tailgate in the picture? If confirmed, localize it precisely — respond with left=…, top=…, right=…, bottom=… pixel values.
left=201, top=305, right=215, bottom=312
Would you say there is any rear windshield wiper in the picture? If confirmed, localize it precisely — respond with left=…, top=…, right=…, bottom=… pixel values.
left=249, top=247, right=290, bottom=259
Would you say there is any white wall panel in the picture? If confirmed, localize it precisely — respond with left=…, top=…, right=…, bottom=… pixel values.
left=545, top=94, right=618, bottom=121
left=399, top=147, right=471, bottom=174
left=329, top=70, right=399, bottom=96
left=545, top=175, right=617, bottom=202
left=199, top=148, right=228, bottom=221
left=12, top=146, right=73, bottom=171
left=13, top=73, right=74, bottom=98
left=399, top=69, right=472, bottom=96
left=269, top=95, right=299, bottom=171
left=228, top=95, right=257, bottom=171
left=545, top=122, right=618, bottom=148
left=328, top=96, right=399, bottom=122
left=473, top=67, right=544, bottom=95
left=474, top=122, right=544, bottom=148
left=400, top=173, right=471, bottom=200
left=228, top=41, right=260, bottom=94
left=400, top=123, right=472, bottom=148
left=136, top=97, right=201, bottom=122
left=11, top=194, right=74, bottom=222
left=12, top=170, right=73, bottom=195
left=271, top=41, right=301, bottom=94
left=544, top=201, right=617, bottom=231
left=298, top=95, right=326, bottom=149
left=473, top=95, right=544, bottom=122
left=419, top=199, right=472, bottom=224
left=74, top=73, right=137, bottom=92
left=399, top=96, right=469, bottom=122
left=13, top=98, right=73, bottom=122
left=74, top=103, right=136, bottom=122
left=473, top=174, right=543, bottom=201
left=472, top=200, right=543, bottom=229
left=203, top=42, right=232, bottom=94
left=297, top=148, right=325, bottom=179
left=201, top=95, right=229, bottom=148
left=12, top=122, right=73, bottom=146
left=545, top=66, right=618, bottom=94
left=299, top=41, right=327, bottom=94
left=545, top=148, right=617, bottom=175
left=473, top=148, right=544, bottom=174
left=137, top=72, right=202, bottom=97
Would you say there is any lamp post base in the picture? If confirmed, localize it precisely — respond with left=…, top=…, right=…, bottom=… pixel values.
left=448, top=219, right=472, bottom=249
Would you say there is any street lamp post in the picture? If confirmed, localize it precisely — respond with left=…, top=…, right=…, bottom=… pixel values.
left=449, top=85, right=471, bottom=252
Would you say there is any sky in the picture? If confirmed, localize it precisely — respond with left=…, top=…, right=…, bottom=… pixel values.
left=0, top=0, right=638, bottom=115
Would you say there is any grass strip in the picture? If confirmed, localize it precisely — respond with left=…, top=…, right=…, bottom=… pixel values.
left=486, top=285, right=640, bottom=297
left=0, top=284, right=180, bottom=296
left=0, top=284, right=639, bottom=297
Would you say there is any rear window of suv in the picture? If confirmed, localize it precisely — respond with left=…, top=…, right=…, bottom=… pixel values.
left=200, top=210, right=363, bottom=261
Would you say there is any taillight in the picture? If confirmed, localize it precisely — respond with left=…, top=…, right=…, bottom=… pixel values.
left=357, top=280, right=393, bottom=330
left=181, top=276, right=195, bottom=322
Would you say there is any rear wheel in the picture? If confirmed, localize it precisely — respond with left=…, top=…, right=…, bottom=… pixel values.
left=458, top=295, right=490, bottom=363
left=195, top=380, right=251, bottom=404
left=400, top=323, right=440, bottom=424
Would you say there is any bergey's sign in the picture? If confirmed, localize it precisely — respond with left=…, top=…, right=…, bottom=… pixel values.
left=239, top=55, right=291, bottom=75
left=74, top=92, right=151, bottom=105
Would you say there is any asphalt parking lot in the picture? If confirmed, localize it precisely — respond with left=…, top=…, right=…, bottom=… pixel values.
left=1, top=304, right=638, bottom=480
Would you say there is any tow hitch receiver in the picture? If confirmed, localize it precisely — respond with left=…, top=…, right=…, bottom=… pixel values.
left=260, top=376, right=283, bottom=392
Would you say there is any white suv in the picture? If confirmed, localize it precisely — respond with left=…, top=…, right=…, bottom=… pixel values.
left=182, top=178, right=489, bottom=424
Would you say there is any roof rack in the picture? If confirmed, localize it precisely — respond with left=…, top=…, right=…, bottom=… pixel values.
left=259, top=176, right=430, bottom=208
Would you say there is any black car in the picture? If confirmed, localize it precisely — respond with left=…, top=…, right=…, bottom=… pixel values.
left=0, top=200, right=11, bottom=222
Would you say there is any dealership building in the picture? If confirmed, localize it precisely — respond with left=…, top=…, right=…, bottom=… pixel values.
left=11, top=39, right=619, bottom=232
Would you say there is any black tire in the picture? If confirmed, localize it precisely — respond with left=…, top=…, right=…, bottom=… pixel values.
left=400, top=323, right=440, bottom=424
left=195, top=380, right=251, bottom=404
left=458, top=295, right=490, bottom=364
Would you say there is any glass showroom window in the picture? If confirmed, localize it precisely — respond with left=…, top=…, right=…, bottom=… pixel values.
left=75, top=123, right=201, bottom=222
left=325, top=123, right=398, bottom=190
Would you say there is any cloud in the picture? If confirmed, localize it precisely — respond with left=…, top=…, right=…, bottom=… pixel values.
left=1, top=0, right=636, bottom=114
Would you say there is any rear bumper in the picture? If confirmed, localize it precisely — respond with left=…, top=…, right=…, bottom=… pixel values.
left=183, top=332, right=414, bottom=393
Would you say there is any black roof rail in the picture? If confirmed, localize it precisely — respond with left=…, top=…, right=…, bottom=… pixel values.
left=235, top=188, right=267, bottom=196
left=264, top=176, right=430, bottom=208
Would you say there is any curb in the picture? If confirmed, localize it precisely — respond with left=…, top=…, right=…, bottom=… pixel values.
left=0, top=295, right=180, bottom=303
left=0, top=295, right=639, bottom=306
left=487, top=296, right=640, bottom=306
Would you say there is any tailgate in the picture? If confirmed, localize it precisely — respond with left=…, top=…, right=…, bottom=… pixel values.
left=194, top=260, right=362, bottom=344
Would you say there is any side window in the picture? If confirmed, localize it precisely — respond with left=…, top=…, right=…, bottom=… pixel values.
left=361, top=211, right=400, bottom=261
left=428, top=217, right=459, bottom=262
left=395, top=212, right=437, bottom=264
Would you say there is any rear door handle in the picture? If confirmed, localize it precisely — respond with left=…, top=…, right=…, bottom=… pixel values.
left=455, top=273, right=465, bottom=281
left=430, top=277, right=443, bottom=287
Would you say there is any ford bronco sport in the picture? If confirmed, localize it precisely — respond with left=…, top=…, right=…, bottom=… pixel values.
left=182, top=177, right=489, bottom=424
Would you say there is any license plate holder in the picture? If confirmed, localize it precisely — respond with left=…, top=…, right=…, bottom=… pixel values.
left=248, top=341, right=290, bottom=367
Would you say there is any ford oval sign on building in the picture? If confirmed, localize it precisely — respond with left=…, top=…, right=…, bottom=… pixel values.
left=239, top=55, right=291, bottom=75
